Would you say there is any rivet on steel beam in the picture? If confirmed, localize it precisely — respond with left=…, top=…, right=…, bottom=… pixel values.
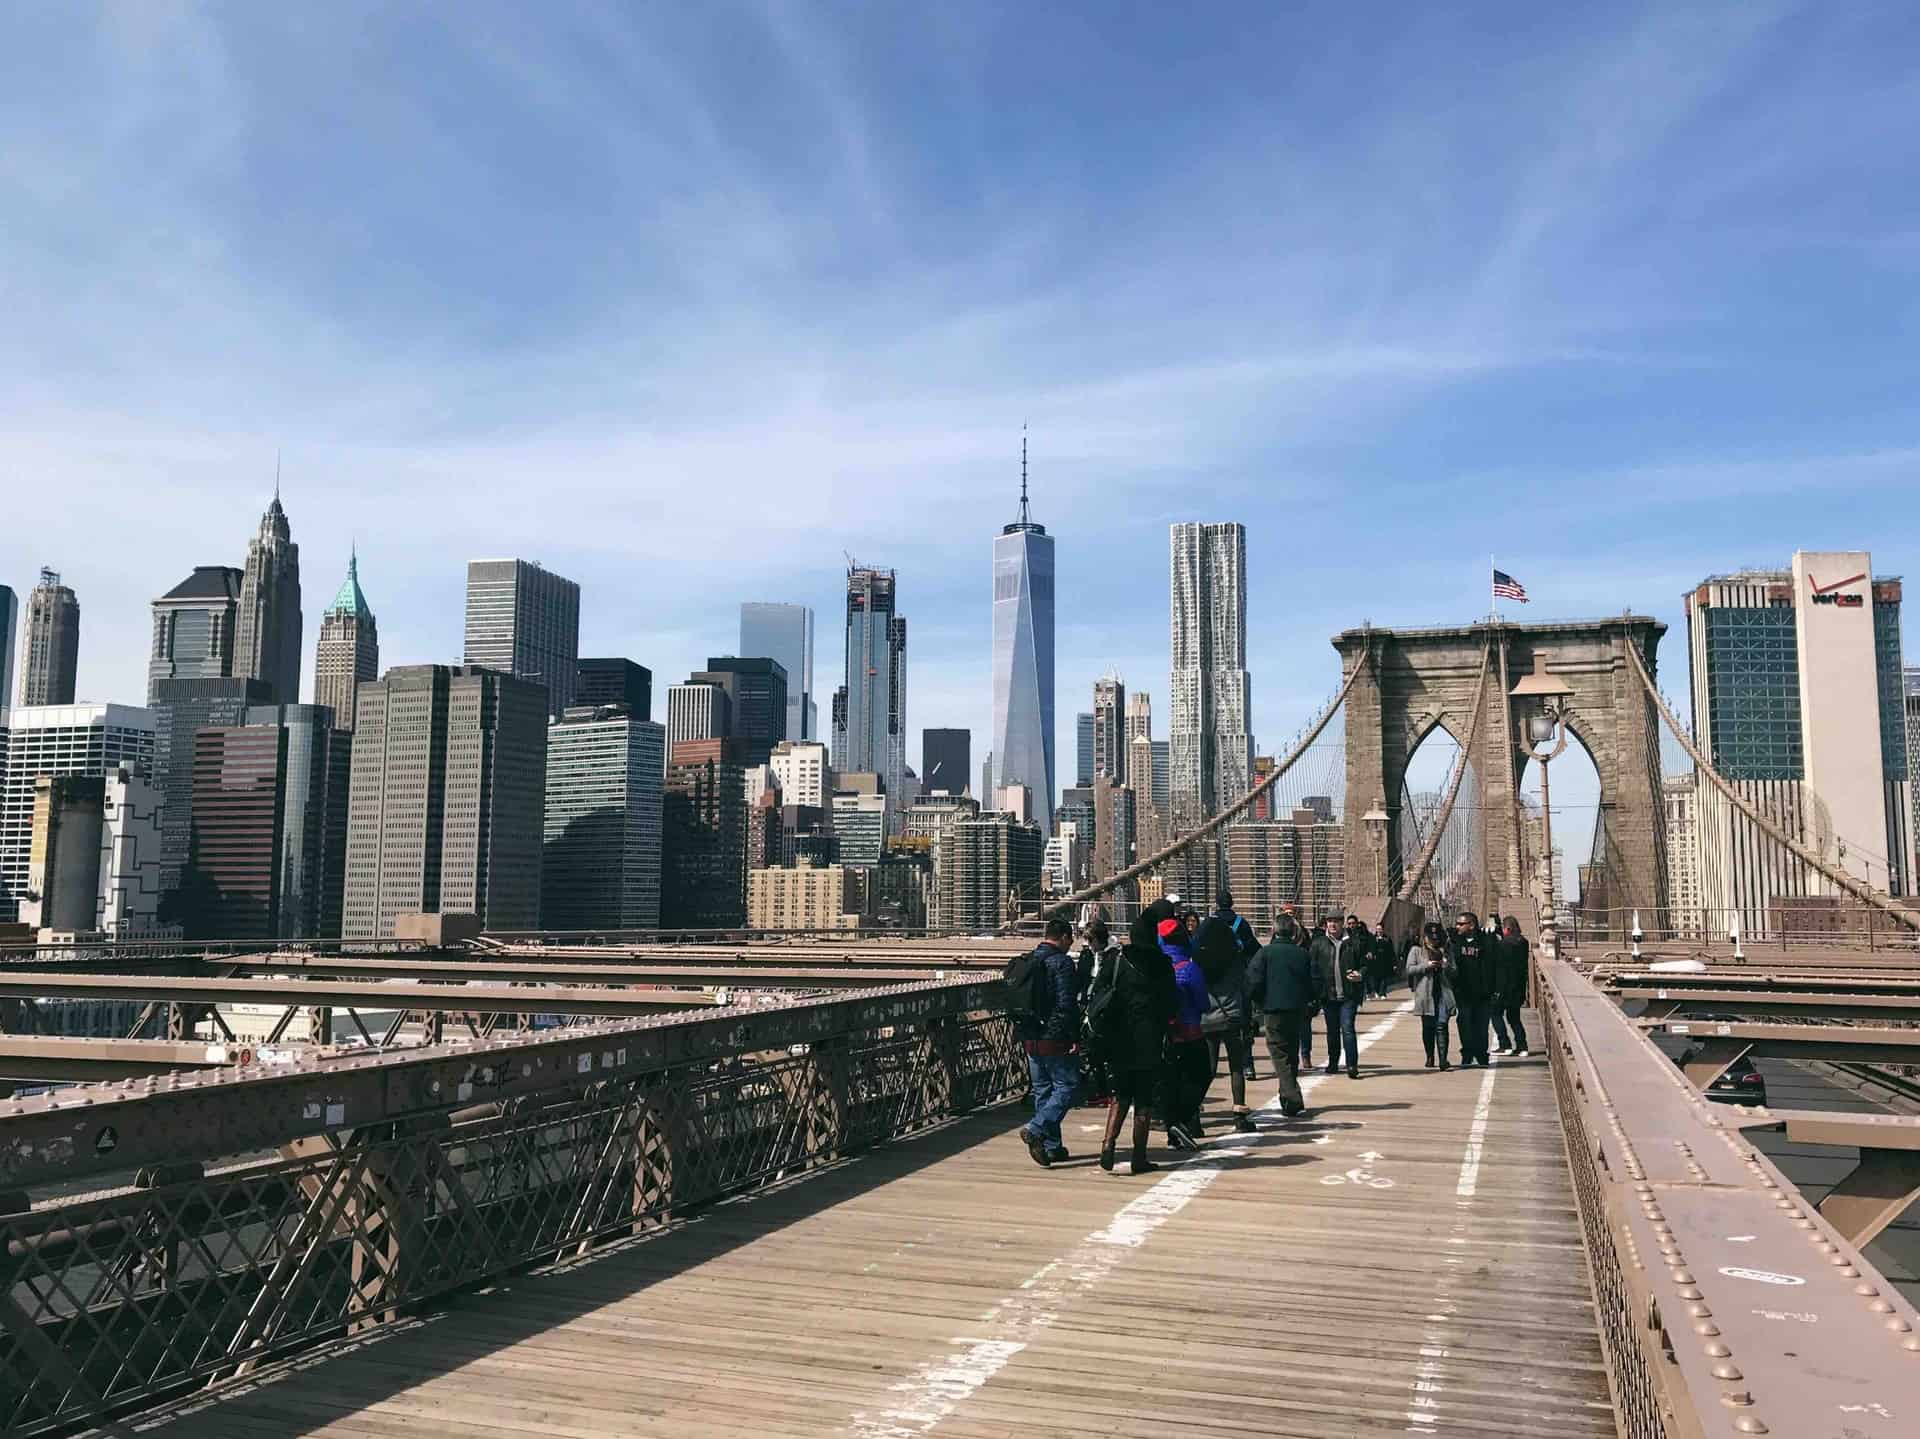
left=1838, top=1266, right=1859, bottom=1277
left=1711, top=1362, right=1743, bottom=1380
left=1719, top=1390, right=1754, bottom=1408
left=1856, top=1283, right=1881, bottom=1296
left=1888, top=1318, right=1914, bottom=1333
left=1671, top=1270, right=1695, bottom=1284
left=1704, top=1341, right=1732, bottom=1357
left=1730, top=1417, right=1769, bottom=1434
left=1687, top=1303, right=1712, bottom=1318
left=1870, top=1300, right=1896, bottom=1313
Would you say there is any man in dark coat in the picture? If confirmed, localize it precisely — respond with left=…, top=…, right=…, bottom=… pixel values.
left=1449, top=911, right=1499, bottom=1067
left=1193, top=888, right=1261, bottom=1133
left=1092, top=898, right=1180, bottom=1173
left=1493, top=916, right=1532, bottom=1055
left=1016, top=916, right=1082, bottom=1167
left=1245, top=917, right=1319, bottom=1116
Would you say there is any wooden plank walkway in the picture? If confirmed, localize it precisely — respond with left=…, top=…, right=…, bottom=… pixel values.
left=119, top=999, right=1614, bottom=1438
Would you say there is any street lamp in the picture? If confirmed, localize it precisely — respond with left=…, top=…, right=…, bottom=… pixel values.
left=1361, top=800, right=1389, bottom=896
left=1511, top=656, right=1573, bottom=961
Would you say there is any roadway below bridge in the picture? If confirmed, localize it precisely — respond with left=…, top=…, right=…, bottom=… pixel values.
left=103, top=1001, right=1611, bottom=1439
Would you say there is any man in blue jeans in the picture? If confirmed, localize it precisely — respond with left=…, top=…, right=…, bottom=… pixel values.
left=1019, top=916, right=1083, bottom=1167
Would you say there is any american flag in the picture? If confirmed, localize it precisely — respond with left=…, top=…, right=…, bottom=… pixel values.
left=1492, top=567, right=1529, bottom=602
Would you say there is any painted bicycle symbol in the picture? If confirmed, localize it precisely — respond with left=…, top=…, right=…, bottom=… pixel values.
left=1320, top=1149, right=1395, bottom=1188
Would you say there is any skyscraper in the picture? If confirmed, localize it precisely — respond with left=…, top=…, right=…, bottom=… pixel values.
left=148, top=565, right=242, bottom=700
left=1686, top=554, right=1913, bottom=936
left=186, top=723, right=286, bottom=939
left=314, top=550, right=378, bottom=730
left=990, top=441, right=1055, bottom=831
left=463, top=559, right=581, bottom=719
left=0, top=583, right=16, bottom=715
left=692, top=657, right=788, bottom=765
left=17, top=768, right=168, bottom=939
left=1093, top=675, right=1127, bottom=785
left=1169, top=522, right=1252, bottom=834
left=1075, top=713, right=1095, bottom=788
left=838, top=565, right=907, bottom=807
left=661, top=738, right=749, bottom=928
left=21, top=568, right=81, bottom=707
left=151, top=676, right=273, bottom=911
left=771, top=739, right=831, bottom=808
left=342, top=665, right=548, bottom=938
left=740, top=603, right=815, bottom=741
left=544, top=704, right=665, bottom=930
left=575, top=658, right=652, bottom=719
left=1126, top=690, right=1151, bottom=746
left=0, top=704, right=155, bottom=922
left=234, top=489, right=302, bottom=704
left=938, top=812, right=1043, bottom=934
left=921, top=727, right=970, bottom=796
left=666, top=682, right=731, bottom=756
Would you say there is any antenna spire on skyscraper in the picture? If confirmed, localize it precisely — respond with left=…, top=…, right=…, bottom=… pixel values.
left=1016, top=423, right=1033, bottom=527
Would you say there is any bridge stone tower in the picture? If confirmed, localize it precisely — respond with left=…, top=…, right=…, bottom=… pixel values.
left=1333, top=617, right=1670, bottom=932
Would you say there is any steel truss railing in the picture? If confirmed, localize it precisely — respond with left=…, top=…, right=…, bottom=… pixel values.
left=1538, top=958, right=1920, bottom=1439
left=0, top=979, right=1021, bottom=1436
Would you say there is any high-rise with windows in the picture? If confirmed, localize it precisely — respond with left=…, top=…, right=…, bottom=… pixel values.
left=234, top=490, right=302, bottom=704
left=342, top=665, right=547, bottom=938
left=837, top=565, right=907, bottom=809
left=740, top=603, right=815, bottom=742
left=1126, top=691, right=1151, bottom=746
left=1169, top=522, right=1252, bottom=835
left=1686, top=554, right=1912, bottom=936
left=543, top=704, right=665, bottom=930
left=661, top=738, right=749, bottom=927
left=463, top=559, right=580, bottom=719
left=692, top=657, right=787, bottom=766
left=149, top=566, right=242, bottom=699
left=21, top=568, right=81, bottom=707
left=575, top=658, right=651, bottom=718
left=314, top=551, right=378, bottom=730
left=1664, top=773, right=1703, bottom=939
left=1092, top=675, right=1127, bottom=785
left=0, top=704, right=155, bottom=922
left=990, top=445, right=1055, bottom=831
left=1075, top=713, right=1094, bottom=788
left=771, top=739, right=831, bottom=809
left=666, top=682, right=731, bottom=757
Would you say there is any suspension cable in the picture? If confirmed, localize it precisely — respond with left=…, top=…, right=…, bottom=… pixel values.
left=1040, top=629, right=1375, bottom=914
left=1622, top=625, right=1920, bottom=935
left=1395, top=634, right=1493, bottom=902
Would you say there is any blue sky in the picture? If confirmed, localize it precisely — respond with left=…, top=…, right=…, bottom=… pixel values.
left=4, top=3, right=1918, bottom=878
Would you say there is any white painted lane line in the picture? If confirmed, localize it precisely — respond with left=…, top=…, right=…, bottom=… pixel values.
left=1407, top=1037, right=1503, bottom=1431
left=847, top=1000, right=1414, bottom=1437
left=1455, top=1062, right=1499, bottom=1199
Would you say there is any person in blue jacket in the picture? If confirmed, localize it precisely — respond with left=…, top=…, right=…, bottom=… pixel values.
left=1158, top=912, right=1212, bottom=1150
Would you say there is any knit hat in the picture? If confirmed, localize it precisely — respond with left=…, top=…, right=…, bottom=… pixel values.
left=1157, top=917, right=1183, bottom=941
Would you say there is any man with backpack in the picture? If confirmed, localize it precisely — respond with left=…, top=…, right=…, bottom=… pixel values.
left=1193, top=889, right=1261, bottom=1134
left=1087, top=899, right=1180, bottom=1173
left=1005, top=915, right=1083, bottom=1167
left=1245, top=916, right=1319, bottom=1117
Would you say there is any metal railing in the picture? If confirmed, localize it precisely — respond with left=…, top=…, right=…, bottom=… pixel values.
left=1537, top=957, right=1920, bottom=1438
left=0, top=979, right=1020, bottom=1436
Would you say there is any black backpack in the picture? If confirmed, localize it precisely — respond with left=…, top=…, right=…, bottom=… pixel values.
left=1085, top=951, right=1128, bottom=1041
left=1002, top=945, right=1052, bottom=1021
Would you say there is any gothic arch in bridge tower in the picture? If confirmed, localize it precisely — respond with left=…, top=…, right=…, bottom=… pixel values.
left=1332, top=617, right=1670, bottom=933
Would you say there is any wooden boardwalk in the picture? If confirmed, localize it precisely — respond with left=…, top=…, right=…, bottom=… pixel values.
left=119, top=999, right=1614, bottom=1438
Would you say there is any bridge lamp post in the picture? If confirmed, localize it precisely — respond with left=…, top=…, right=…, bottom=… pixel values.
left=1511, top=662, right=1573, bottom=960
left=1362, top=801, right=1389, bottom=896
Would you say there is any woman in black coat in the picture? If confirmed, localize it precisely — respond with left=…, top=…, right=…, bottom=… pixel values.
left=1093, top=901, right=1179, bottom=1173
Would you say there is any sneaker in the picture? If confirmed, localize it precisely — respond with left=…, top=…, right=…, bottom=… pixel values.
left=1233, top=1113, right=1257, bottom=1134
left=1023, top=1130, right=1053, bottom=1167
left=1516, top=1048, right=1530, bottom=1057
left=1438, top=1060, right=1452, bottom=1072
left=1131, top=1157, right=1160, bottom=1174
left=1494, top=1046, right=1513, bottom=1056
left=1281, top=1101, right=1307, bottom=1118
left=1347, top=1067, right=1360, bottom=1079
left=1046, top=1146, right=1070, bottom=1163
left=1166, top=1122, right=1197, bottom=1151
left=1323, top=1064, right=1339, bottom=1076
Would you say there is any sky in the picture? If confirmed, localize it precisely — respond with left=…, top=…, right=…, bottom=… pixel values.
left=4, top=2, right=1919, bottom=884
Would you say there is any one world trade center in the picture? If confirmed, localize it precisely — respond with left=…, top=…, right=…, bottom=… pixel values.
left=991, top=436, right=1056, bottom=832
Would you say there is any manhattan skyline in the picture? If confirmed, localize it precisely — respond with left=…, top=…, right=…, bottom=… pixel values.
left=3, top=4, right=1917, bottom=799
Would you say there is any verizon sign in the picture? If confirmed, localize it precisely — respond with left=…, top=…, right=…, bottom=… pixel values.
left=1807, top=570, right=1866, bottom=608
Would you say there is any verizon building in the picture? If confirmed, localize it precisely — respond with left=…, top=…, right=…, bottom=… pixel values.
left=1686, top=551, right=1912, bottom=936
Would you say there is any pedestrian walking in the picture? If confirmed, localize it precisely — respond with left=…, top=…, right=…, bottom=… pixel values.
left=1407, top=922, right=1457, bottom=1069
left=1366, top=922, right=1397, bottom=998
left=1493, top=916, right=1532, bottom=1056
left=1310, top=916, right=1367, bottom=1078
left=1245, top=916, right=1319, bottom=1116
left=1449, top=911, right=1497, bottom=1067
left=1158, top=915, right=1212, bottom=1149
left=1090, top=902, right=1181, bottom=1174
left=1193, top=889, right=1261, bottom=1134
left=1008, top=916, right=1082, bottom=1167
